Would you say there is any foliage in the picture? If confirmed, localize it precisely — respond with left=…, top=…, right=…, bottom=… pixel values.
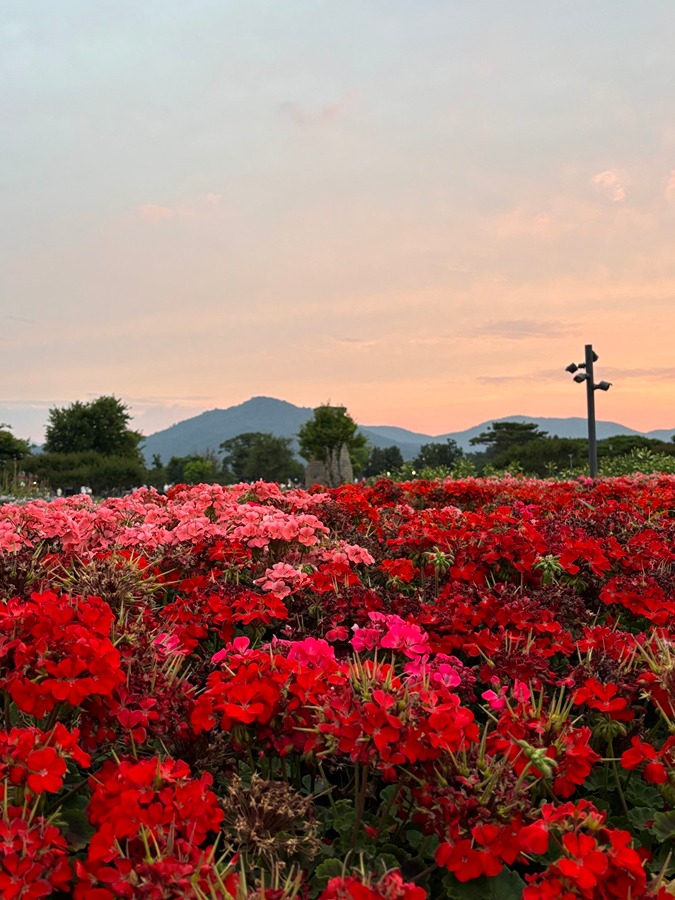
left=220, top=432, right=303, bottom=483
left=599, top=448, right=675, bottom=476
left=598, top=435, right=675, bottom=459
left=470, top=422, right=549, bottom=455
left=0, top=425, right=31, bottom=492
left=183, top=457, right=219, bottom=485
left=487, top=436, right=587, bottom=477
left=414, top=439, right=463, bottom=470
left=44, top=396, right=142, bottom=458
left=298, top=405, right=368, bottom=470
left=30, top=451, right=146, bottom=495
left=363, top=445, right=405, bottom=478
left=394, top=456, right=477, bottom=481
left=1, top=475, right=675, bottom=897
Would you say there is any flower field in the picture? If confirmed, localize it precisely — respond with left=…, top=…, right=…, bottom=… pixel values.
left=1, top=474, right=675, bottom=899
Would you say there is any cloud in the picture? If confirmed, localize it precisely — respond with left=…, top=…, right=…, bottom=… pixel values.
left=602, top=366, right=675, bottom=381
left=282, top=92, right=354, bottom=126
left=136, top=204, right=177, bottom=222
left=329, top=335, right=378, bottom=348
left=664, top=170, right=675, bottom=203
left=2, top=314, right=35, bottom=323
left=492, top=207, right=556, bottom=240
left=477, top=369, right=562, bottom=385
left=135, top=193, right=222, bottom=222
left=591, top=169, right=626, bottom=202
left=468, top=319, right=576, bottom=340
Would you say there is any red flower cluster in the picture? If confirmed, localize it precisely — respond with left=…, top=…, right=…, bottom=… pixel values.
left=75, top=757, right=225, bottom=899
left=0, top=591, right=122, bottom=717
left=0, top=474, right=673, bottom=896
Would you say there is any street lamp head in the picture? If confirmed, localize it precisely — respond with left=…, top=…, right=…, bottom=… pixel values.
left=565, top=363, right=579, bottom=374
left=573, top=372, right=589, bottom=384
left=591, top=350, right=599, bottom=362
left=595, top=381, right=612, bottom=392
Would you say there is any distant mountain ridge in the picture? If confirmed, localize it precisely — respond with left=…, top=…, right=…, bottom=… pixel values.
left=140, top=396, right=675, bottom=464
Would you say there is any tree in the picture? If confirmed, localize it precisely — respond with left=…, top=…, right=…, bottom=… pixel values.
left=470, top=421, right=549, bottom=456
left=363, top=446, right=404, bottom=478
left=35, top=397, right=145, bottom=494
left=183, top=458, right=219, bottom=485
left=220, top=432, right=303, bottom=483
left=31, top=451, right=146, bottom=495
left=597, top=435, right=675, bottom=459
left=44, top=396, right=142, bottom=458
left=492, top=437, right=587, bottom=476
left=0, top=425, right=30, bottom=468
left=165, top=455, right=210, bottom=485
left=298, top=406, right=368, bottom=486
left=0, top=424, right=31, bottom=491
left=413, top=439, right=463, bottom=470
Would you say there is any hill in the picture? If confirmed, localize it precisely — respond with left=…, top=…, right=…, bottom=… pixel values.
left=140, top=397, right=674, bottom=464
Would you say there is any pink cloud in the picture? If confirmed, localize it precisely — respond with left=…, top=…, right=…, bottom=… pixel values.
left=664, top=169, right=675, bottom=203
left=591, top=169, right=626, bottom=202
left=492, top=207, right=560, bottom=240
left=137, top=204, right=175, bottom=222
left=135, top=194, right=221, bottom=222
left=282, top=92, right=354, bottom=126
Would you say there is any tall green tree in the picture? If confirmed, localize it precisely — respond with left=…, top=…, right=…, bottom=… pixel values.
left=36, top=397, right=145, bottom=494
left=363, top=445, right=404, bottom=478
left=31, top=451, right=146, bottom=495
left=0, top=425, right=31, bottom=491
left=470, top=421, right=549, bottom=456
left=220, top=433, right=303, bottom=483
left=490, top=436, right=587, bottom=476
left=413, top=439, right=463, bottom=470
left=44, top=396, right=142, bottom=458
left=183, top=457, right=219, bottom=485
left=298, top=406, right=368, bottom=483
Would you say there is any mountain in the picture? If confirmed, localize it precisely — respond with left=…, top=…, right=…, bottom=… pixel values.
left=433, top=415, right=659, bottom=451
left=140, top=397, right=675, bottom=464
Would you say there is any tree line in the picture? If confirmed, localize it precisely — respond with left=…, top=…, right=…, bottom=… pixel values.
left=2, top=398, right=674, bottom=497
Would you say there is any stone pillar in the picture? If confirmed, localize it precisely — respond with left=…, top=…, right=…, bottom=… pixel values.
left=305, top=443, right=354, bottom=488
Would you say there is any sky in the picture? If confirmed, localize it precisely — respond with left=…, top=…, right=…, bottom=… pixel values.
left=2, top=0, right=675, bottom=443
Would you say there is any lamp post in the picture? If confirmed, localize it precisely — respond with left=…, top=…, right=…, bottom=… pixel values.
left=565, top=344, right=612, bottom=477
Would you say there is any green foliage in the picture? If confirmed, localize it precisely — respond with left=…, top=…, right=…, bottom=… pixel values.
left=164, top=454, right=221, bottom=486
left=599, top=448, right=675, bottom=476
left=363, top=446, right=404, bottom=478
left=0, top=425, right=32, bottom=493
left=298, top=405, right=368, bottom=482
left=598, top=435, right=675, bottom=458
left=442, top=868, right=525, bottom=899
left=220, top=432, right=303, bottom=483
left=44, top=396, right=142, bottom=458
left=470, top=421, right=549, bottom=452
left=35, top=398, right=146, bottom=494
left=490, top=436, right=587, bottom=477
left=393, top=457, right=477, bottom=481
left=413, top=439, right=463, bottom=470
left=183, top=457, right=219, bottom=485
left=0, top=425, right=31, bottom=466
left=31, top=451, right=146, bottom=495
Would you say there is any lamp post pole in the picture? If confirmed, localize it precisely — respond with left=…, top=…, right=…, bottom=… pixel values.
left=565, top=346, right=611, bottom=479
left=585, top=344, right=598, bottom=478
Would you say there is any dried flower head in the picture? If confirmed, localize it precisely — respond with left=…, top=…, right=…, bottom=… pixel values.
left=220, top=774, right=320, bottom=870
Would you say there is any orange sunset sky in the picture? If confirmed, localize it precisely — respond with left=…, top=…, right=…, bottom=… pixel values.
left=1, top=1, right=674, bottom=442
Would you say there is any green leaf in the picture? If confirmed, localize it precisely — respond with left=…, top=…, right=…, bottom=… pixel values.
left=311, top=859, right=347, bottom=894
left=407, top=829, right=425, bottom=849
left=651, top=811, right=675, bottom=843
left=60, top=807, right=95, bottom=851
left=627, top=806, right=654, bottom=832
left=442, top=868, right=525, bottom=900
left=625, top=779, right=664, bottom=810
